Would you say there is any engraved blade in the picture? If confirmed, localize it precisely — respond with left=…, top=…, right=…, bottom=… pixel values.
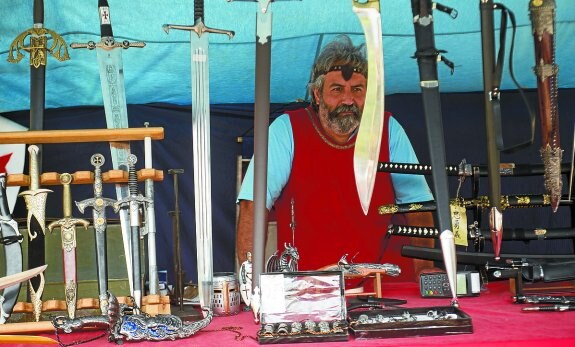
left=352, top=0, right=384, bottom=215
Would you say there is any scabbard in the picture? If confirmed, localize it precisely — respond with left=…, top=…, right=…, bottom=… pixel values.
left=401, top=245, right=575, bottom=265
left=529, top=0, right=562, bottom=212
left=539, top=261, right=575, bottom=282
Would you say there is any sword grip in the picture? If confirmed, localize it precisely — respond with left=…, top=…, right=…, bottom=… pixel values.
left=194, top=0, right=204, bottom=22
left=28, top=145, right=40, bottom=190
left=33, top=0, right=44, bottom=25
left=61, top=173, right=73, bottom=218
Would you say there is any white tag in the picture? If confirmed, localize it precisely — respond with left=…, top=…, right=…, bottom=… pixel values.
left=99, top=7, right=111, bottom=25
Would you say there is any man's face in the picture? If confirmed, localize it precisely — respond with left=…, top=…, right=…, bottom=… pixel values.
left=314, top=71, right=367, bottom=136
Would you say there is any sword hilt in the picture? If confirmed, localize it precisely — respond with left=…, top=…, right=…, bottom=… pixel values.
left=28, top=145, right=40, bottom=190
left=194, top=0, right=204, bottom=22
left=92, top=153, right=105, bottom=198
left=128, top=154, right=138, bottom=196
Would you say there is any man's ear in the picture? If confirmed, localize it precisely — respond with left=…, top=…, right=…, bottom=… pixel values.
left=312, top=89, right=320, bottom=105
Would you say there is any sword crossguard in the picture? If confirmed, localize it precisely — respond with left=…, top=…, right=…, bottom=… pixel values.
left=162, top=21, right=234, bottom=39
left=70, top=38, right=146, bottom=51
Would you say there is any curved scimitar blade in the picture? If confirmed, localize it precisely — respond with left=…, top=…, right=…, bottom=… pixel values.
left=0, top=265, right=47, bottom=291
left=353, top=0, right=384, bottom=215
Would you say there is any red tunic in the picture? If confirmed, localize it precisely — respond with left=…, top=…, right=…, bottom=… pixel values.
left=274, top=106, right=415, bottom=282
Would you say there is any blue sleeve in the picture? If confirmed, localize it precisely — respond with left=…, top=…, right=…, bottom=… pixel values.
left=237, top=114, right=293, bottom=209
left=388, top=117, right=434, bottom=203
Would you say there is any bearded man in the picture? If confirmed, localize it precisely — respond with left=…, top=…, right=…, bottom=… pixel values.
left=236, top=35, right=435, bottom=283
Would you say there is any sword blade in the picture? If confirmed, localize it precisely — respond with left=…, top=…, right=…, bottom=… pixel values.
left=62, top=246, right=77, bottom=318
left=96, top=44, right=133, bottom=296
left=0, top=265, right=47, bottom=291
left=352, top=0, right=384, bottom=215
left=191, top=32, right=214, bottom=310
left=143, top=132, right=158, bottom=295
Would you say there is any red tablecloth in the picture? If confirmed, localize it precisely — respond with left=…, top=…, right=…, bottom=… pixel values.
left=16, top=281, right=575, bottom=346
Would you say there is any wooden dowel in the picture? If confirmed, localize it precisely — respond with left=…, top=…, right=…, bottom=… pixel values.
left=0, top=127, right=164, bottom=144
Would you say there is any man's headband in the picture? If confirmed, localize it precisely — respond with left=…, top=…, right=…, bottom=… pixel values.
left=317, top=64, right=367, bottom=81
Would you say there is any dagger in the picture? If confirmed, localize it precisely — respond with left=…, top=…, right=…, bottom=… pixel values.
left=18, top=144, right=51, bottom=321
left=48, top=173, right=89, bottom=319
left=529, top=0, right=563, bottom=213
left=163, top=0, right=233, bottom=311
left=76, top=154, right=119, bottom=314
left=0, top=173, right=23, bottom=324
left=352, top=0, right=384, bottom=216
left=70, top=0, right=145, bottom=297
left=114, top=154, right=152, bottom=311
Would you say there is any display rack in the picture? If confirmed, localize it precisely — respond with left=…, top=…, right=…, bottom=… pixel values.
left=0, top=126, right=168, bottom=333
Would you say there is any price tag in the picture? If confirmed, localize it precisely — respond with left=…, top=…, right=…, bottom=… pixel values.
left=450, top=202, right=468, bottom=246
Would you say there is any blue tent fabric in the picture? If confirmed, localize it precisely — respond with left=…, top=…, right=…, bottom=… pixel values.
left=1, top=0, right=575, bottom=112
left=2, top=1, right=575, bottom=284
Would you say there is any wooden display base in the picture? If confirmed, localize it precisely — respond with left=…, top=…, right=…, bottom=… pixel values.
left=141, top=294, right=171, bottom=316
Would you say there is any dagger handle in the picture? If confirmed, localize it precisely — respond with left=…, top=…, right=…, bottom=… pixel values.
left=99, top=0, right=113, bottom=38
left=61, top=173, right=73, bottom=218
left=194, top=0, right=204, bottom=22
left=91, top=154, right=105, bottom=198
left=33, top=0, right=44, bottom=26
left=28, top=145, right=40, bottom=190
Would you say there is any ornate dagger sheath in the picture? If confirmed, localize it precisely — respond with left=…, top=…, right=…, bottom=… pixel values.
left=115, top=155, right=152, bottom=311
left=48, top=173, right=89, bottom=319
left=18, top=145, right=51, bottom=321
left=529, top=0, right=562, bottom=212
left=0, top=173, right=24, bottom=324
left=163, top=0, right=233, bottom=310
left=76, top=154, right=118, bottom=314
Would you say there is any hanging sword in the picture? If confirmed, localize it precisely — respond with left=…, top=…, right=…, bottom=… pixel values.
left=76, top=154, right=119, bottom=314
left=8, top=0, right=68, bottom=322
left=70, top=0, right=145, bottom=296
left=114, top=155, right=152, bottom=311
left=352, top=0, right=384, bottom=215
left=529, top=0, right=563, bottom=212
left=18, top=145, right=51, bottom=321
left=0, top=173, right=23, bottom=324
left=163, top=0, right=234, bottom=311
left=48, top=173, right=90, bottom=319
left=410, top=0, right=459, bottom=307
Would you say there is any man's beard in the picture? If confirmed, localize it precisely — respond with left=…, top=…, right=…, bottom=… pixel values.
left=320, top=102, right=362, bottom=134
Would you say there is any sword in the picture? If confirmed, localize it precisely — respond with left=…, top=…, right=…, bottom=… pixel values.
left=70, top=0, right=145, bottom=296
left=114, top=154, right=152, bottom=311
left=48, top=173, right=90, bottom=319
left=379, top=194, right=562, bottom=214
left=142, top=123, right=159, bottom=295
left=8, top=0, right=68, bottom=322
left=163, top=0, right=233, bottom=311
left=352, top=0, right=384, bottom=215
left=410, top=0, right=459, bottom=307
left=76, top=154, right=118, bottom=314
left=168, top=169, right=185, bottom=311
left=0, top=173, right=23, bottom=324
left=18, top=145, right=51, bottom=321
left=0, top=265, right=48, bottom=291
left=378, top=161, right=572, bottom=177
left=529, top=0, right=563, bottom=212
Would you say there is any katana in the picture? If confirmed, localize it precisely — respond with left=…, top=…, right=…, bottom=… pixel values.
left=163, top=0, right=233, bottom=311
left=142, top=123, right=159, bottom=295
left=0, top=173, right=23, bottom=324
left=70, top=0, right=145, bottom=296
left=378, top=194, right=563, bottom=214
left=378, top=161, right=571, bottom=177
left=410, top=0, right=459, bottom=306
left=18, top=145, right=51, bottom=321
left=388, top=224, right=575, bottom=241
left=76, top=154, right=119, bottom=314
left=8, top=0, right=68, bottom=323
left=352, top=0, right=385, bottom=215
left=529, top=0, right=563, bottom=212
left=48, top=173, right=89, bottom=319
left=114, top=154, right=152, bottom=311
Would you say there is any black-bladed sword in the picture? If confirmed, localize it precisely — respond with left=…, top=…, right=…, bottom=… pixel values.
left=70, top=0, right=145, bottom=297
left=7, top=0, right=68, bottom=322
left=76, top=154, right=119, bottom=314
left=163, top=0, right=234, bottom=312
left=0, top=173, right=23, bottom=324
left=410, top=0, right=459, bottom=306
